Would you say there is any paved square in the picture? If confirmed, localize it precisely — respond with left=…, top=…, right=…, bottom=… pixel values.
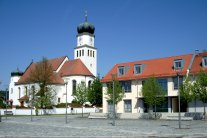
left=1, top=115, right=207, bottom=137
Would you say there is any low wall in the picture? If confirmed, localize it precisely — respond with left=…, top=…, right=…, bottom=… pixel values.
left=0, top=107, right=96, bottom=115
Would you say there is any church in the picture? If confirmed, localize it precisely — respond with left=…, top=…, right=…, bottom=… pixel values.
left=9, top=15, right=97, bottom=107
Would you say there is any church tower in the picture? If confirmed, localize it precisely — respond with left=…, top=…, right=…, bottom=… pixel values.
left=74, top=12, right=97, bottom=76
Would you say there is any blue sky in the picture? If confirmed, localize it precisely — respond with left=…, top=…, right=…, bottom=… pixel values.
left=0, top=0, right=207, bottom=89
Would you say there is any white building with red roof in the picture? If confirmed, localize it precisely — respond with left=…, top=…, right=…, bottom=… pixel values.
left=9, top=15, right=97, bottom=107
left=101, top=51, right=207, bottom=113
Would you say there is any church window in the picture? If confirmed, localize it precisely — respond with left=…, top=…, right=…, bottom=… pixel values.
left=31, top=86, right=35, bottom=99
left=82, top=49, right=84, bottom=56
left=93, top=51, right=95, bottom=57
left=88, top=50, right=90, bottom=56
left=25, top=86, right=28, bottom=96
left=79, top=50, right=81, bottom=57
left=88, top=80, right=92, bottom=88
left=72, top=80, right=77, bottom=95
left=58, top=98, right=60, bottom=103
left=77, top=51, right=78, bottom=57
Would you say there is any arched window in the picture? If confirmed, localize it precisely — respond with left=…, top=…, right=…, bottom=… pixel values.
left=79, top=50, right=81, bottom=57
left=77, top=51, right=78, bottom=57
left=88, top=80, right=92, bottom=88
left=82, top=49, right=84, bottom=56
left=25, top=86, right=28, bottom=96
left=72, top=80, right=77, bottom=95
left=31, top=86, right=35, bottom=99
left=88, top=50, right=90, bottom=56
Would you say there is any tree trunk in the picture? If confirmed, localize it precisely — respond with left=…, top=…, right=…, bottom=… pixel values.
left=155, top=104, right=157, bottom=119
left=204, top=103, right=206, bottom=120
left=82, top=106, right=83, bottom=117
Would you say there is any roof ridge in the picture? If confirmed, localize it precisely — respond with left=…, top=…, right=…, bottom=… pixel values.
left=116, top=53, right=193, bottom=65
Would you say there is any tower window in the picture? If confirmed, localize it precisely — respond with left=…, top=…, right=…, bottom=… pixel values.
left=88, top=50, right=90, bottom=56
left=77, top=51, right=78, bottom=57
left=90, top=50, right=92, bottom=57
left=79, top=50, right=81, bottom=57
left=82, top=49, right=84, bottom=56
left=93, top=51, right=95, bottom=57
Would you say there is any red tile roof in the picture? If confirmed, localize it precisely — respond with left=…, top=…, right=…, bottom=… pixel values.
left=101, top=53, right=196, bottom=83
left=16, top=57, right=93, bottom=85
left=59, top=59, right=94, bottom=77
left=190, top=52, right=207, bottom=74
left=16, top=56, right=67, bottom=85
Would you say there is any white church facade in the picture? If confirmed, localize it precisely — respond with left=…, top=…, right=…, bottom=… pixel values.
left=9, top=15, right=97, bottom=107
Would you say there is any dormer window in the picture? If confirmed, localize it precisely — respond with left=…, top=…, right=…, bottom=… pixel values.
left=174, top=59, right=184, bottom=69
left=202, top=57, right=207, bottom=67
left=134, top=64, right=143, bottom=74
left=118, top=66, right=129, bottom=76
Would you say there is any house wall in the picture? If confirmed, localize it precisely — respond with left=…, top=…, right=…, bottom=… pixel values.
left=102, top=77, right=182, bottom=113
left=9, top=75, right=94, bottom=107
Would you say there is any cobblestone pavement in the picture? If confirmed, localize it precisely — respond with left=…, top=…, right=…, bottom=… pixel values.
left=1, top=115, right=207, bottom=138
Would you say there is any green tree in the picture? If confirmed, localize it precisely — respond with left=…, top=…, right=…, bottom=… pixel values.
left=192, top=71, right=207, bottom=119
left=28, top=57, right=57, bottom=109
left=73, top=82, right=88, bottom=117
left=179, top=76, right=194, bottom=111
left=142, top=77, right=165, bottom=119
left=74, top=82, right=88, bottom=105
left=105, top=79, right=124, bottom=106
left=0, top=92, right=6, bottom=108
left=87, top=77, right=102, bottom=107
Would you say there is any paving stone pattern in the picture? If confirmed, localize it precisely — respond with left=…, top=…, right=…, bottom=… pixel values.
left=1, top=115, right=207, bottom=138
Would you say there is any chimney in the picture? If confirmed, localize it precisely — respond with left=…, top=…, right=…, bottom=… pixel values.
left=195, top=49, right=199, bottom=55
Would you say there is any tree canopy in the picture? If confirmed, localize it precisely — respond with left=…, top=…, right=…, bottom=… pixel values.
left=28, top=57, right=56, bottom=109
left=142, top=77, right=165, bottom=115
left=180, top=76, right=194, bottom=104
left=192, top=71, right=207, bottom=118
left=87, top=77, right=102, bottom=106
left=73, top=82, right=88, bottom=105
left=105, top=79, right=124, bottom=105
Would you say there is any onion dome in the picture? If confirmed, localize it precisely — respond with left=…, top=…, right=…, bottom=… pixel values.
left=11, top=68, right=23, bottom=77
left=77, top=11, right=95, bottom=34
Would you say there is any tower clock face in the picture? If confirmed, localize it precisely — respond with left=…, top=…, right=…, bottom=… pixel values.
left=79, top=37, right=82, bottom=44
left=78, top=37, right=82, bottom=42
left=90, top=37, right=93, bottom=45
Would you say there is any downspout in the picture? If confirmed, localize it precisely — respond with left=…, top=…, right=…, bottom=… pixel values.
left=186, top=49, right=199, bottom=78
left=186, top=49, right=199, bottom=113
